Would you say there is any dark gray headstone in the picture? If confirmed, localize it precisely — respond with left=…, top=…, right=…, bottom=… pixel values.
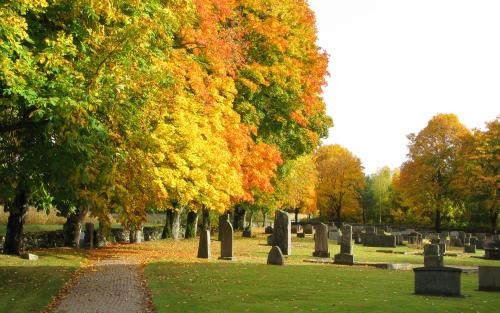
left=424, top=244, right=443, bottom=268
left=313, top=223, right=330, bottom=257
left=478, top=266, right=500, bottom=291
left=334, top=224, right=354, bottom=265
left=197, top=230, right=211, bottom=259
left=267, top=246, right=285, bottom=265
left=265, top=226, right=273, bottom=234
left=272, top=210, right=291, bottom=255
left=219, top=219, right=235, bottom=260
left=464, top=244, right=476, bottom=254
left=218, top=213, right=230, bottom=241
left=304, top=224, right=314, bottom=235
left=414, top=267, right=462, bottom=297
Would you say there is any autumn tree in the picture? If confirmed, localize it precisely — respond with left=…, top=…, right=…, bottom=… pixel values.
left=455, top=117, right=499, bottom=232
left=315, top=145, right=365, bottom=225
left=270, top=154, right=318, bottom=222
left=234, top=0, right=332, bottom=161
left=398, top=114, right=471, bottom=232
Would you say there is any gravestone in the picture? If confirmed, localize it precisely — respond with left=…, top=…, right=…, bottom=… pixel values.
left=485, top=239, right=500, bottom=260
left=313, top=223, right=330, bottom=257
left=267, top=246, right=285, bottom=265
left=291, top=224, right=301, bottom=234
left=413, top=267, right=462, bottom=297
left=334, top=224, right=354, bottom=265
left=265, top=226, right=273, bottom=234
left=219, top=219, right=235, bottom=260
left=297, top=232, right=305, bottom=238
left=197, top=230, right=211, bottom=259
left=272, top=210, right=291, bottom=255
left=464, top=244, right=476, bottom=253
left=303, top=224, right=314, bottom=235
left=328, top=229, right=341, bottom=241
left=20, top=253, right=38, bottom=261
left=458, top=231, right=466, bottom=244
left=439, top=242, right=447, bottom=255
left=266, top=235, right=273, bottom=246
left=85, top=223, right=94, bottom=249
left=218, top=213, right=230, bottom=241
left=414, top=244, right=462, bottom=297
left=353, top=233, right=362, bottom=244
left=424, top=244, right=443, bottom=268
left=478, top=266, right=500, bottom=291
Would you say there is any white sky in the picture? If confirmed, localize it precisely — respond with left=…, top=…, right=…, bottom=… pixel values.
left=308, top=0, right=500, bottom=174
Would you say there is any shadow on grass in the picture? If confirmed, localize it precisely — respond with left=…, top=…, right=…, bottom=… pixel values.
left=0, top=248, right=85, bottom=313
left=145, top=261, right=500, bottom=313
left=0, top=265, right=78, bottom=313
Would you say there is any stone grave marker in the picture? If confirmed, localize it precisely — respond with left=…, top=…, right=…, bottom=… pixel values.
left=197, top=230, right=211, bottom=259
left=334, top=224, right=354, bottom=265
left=313, top=223, right=330, bottom=257
left=219, top=219, right=235, bottom=260
left=267, top=246, right=285, bottom=265
left=478, top=266, right=500, bottom=291
left=424, top=244, right=443, bottom=268
left=20, top=253, right=38, bottom=261
left=272, top=210, right=291, bottom=255
left=218, top=213, right=230, bottom=241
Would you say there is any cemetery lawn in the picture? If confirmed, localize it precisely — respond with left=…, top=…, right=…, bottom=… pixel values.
left=142, top=233, right=500, bottom=313
left=0, top=249, right=86, bottom=313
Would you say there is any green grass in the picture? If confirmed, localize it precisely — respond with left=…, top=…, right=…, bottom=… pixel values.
left=0, top=249, right=86, bottom=313
left=144, top=234, right=500, bottom=313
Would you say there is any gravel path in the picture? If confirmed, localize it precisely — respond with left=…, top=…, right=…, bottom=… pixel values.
left=54, top=256, right=152, bottom=313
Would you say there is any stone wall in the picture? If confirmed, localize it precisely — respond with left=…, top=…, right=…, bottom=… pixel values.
left=22, top=230, right=65, bottom=250
left=1, top=226, right=166, bottom=252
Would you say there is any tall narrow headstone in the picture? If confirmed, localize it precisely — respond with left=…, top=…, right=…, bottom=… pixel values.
left=272, top=210, right=291, bottom=255
left=218, top=213, right=230, bottom=241
left=219, top=219, right=235, bottom=260
left=334, top=224, right=354, bottom=265
left=197, top=230, right=211, bottom=259
left=313, top=223, right=330, bottom=257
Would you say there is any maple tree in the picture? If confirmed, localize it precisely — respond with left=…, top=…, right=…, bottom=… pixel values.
left=398, top=114, right=471, bottom=232
left=0, top=0, right=332, bottom=253
left=315, top=145, right=365, bottom=225
left=454, top=117, right=499, bottom=232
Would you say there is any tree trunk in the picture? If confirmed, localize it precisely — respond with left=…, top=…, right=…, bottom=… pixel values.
left=262, top=209, right=267, bottom=227
left=185, top=210, right=198, bottom=239
left=233, top=207, right=246, bottom=231
left=202, top=207, right=210, bottom=232
left=491, top=209, right=498, bottom=235
left=4, top=186, right=30, bottom=255
left=172, top=207, right=183, bottom=240
left=335, top=206, right=341, bottom=227
left=162, top=209, right=175, bottom=239
left=248, top=211, right=254, bottom=230
left=63, top=207, right=87, bottom=247
left=435, top=208, right=441, bottom=233
left=294, top=208, right=299, bottom=223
